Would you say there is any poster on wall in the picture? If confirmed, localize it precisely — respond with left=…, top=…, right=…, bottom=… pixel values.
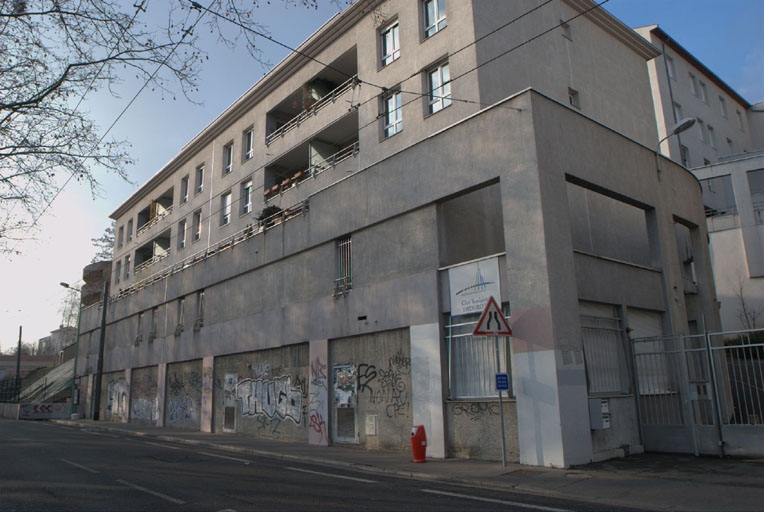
left=448, top=257, right=501, bottom=317
left=333, top=364, right=357, bottom=408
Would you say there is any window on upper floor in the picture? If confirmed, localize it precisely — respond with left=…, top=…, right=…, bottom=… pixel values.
left=665, top=55, right=675, bottom=80
left=423, top=0, right=446, bottom=38
left=115, top=260, right=122, bottom=284
left=220, top=191, right=232, bottom=226
left=380, top=21, right=400, bottom=67
left=193, top=209, right=202, bottom=241
left=137, top=311, right=143, bottom=340
left=334, top=235, right=352, bottom=297
left=707, top=124, right=716, bottom=148
left=701, top=174, right=736, bottom=218
left=243, top=128, right=254, bottom=160
left=176, top=296, right=185, bottom=333
left=117, top=226, right=124, bottom=248
left=177, top=218, right=187, bottom=249
left=719, top=96, right=728, bottom=118
left=699, top=81, right=708, bottom=104
left=736, top=110, right=744, bottom=131
left=382, top=90, right=403, bottom=138
left=568, top=87, right=581, bottom=109
left=124, top=254, right=131, bottom=278
left=727, top=137, right=734, bottom=154
left=697, top=118, right=708, bottom=143
left=195, top=165, right=204, bottom=194
left=560, top=20, right=572, bottom=40
left=673, top=102, right=683, bottom=122
left=180, top=175, right=189, bottom=203
left=223, top=143, right=233, bottom=175
left=126, top=219, right=133, bottom=242
left=689, top=72, right=699, bottom=97
left=680, top=145, right=690, bottom=167
left=195, top=290, right=204, bottom=330
left=241, top=179, right=253, bottom=215
left=150, top=307, right=158, bottom=338
left=426, top=61, right=451, bottom=115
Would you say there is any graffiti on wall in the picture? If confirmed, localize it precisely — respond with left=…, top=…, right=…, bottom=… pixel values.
left=166, top=367, right=202, bottom=427
left=452, top=402, right=500, bottom=421
left=167, top=396, right=196, bottom=425
left=107, top=378, right=128, bottom=419
left=333, top=364, right=356, bottom=408
left=309, top=355, right=328, bottom=443
left=168, top=370, right=202, bottom=396
left=357, top=349, right=411, bottom=418
left=131, top=373, right=158, bottom=422
left=236, top=375, right=302, bottom=425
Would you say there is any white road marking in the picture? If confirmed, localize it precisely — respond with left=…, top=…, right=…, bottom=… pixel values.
left=143, top=441, right=181, bottom=450
left=286, top=467, right=377, bottom=483
left=81, top=428, right=120, bottom=438
left=60, top=458, right=99, bottom=474
left=116, top=479, right=185, bottom=505
left=200, top=452, right=251, bottom=464
left=421, top=489, right=572, bottom=512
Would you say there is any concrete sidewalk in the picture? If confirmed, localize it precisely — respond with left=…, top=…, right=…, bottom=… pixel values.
left=52, top=419, right=764, bottom=511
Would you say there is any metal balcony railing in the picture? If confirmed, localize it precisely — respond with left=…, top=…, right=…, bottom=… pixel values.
left=136, top=205, right=174, bottom=238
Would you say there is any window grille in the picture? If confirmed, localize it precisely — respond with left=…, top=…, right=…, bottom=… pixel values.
left=334, top=235, right=352, bottom=296
left=581, top=313, right=630, bottom=395
left=446, top=311, right=511, bottom=399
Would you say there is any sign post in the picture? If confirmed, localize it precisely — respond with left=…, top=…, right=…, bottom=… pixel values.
left=473, top=296, right=512, bottom=467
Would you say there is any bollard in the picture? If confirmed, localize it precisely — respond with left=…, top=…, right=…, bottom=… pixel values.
left=411, top=424, right=427, bottom=463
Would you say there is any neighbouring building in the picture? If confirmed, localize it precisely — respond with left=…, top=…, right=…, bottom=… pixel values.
left=37, top=326, right=77, bottom=356
left=73, top=0, right=721, bottom=467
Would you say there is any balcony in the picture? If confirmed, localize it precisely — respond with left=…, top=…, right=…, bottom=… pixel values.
left=265, top=47, right=357, bottom=148
left=134, top=229, right=171, bottom=281
left=136, top=188, right=174, bottom=238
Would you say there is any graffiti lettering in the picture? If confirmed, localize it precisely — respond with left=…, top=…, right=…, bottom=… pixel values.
left=357, top=364, right=377, bottom=396
left=310, top=356, right=326, bottom=382
left=249, top=361, right=271, bottom=379
left=167, top=396, right=195, bottom=425
left=236, top=375, right=302, bottom=425
left=452, top=402, right=500, bottom=421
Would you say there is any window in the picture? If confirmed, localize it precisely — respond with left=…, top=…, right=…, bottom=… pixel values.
left=334, top=235, right=352, bottom=296
left=727, top=137, right=734, bottom=154
left=707, top=124, right=716, bottom=148
left=177, top=297, right=185, bottom=332
left=194, top=290, right=205, bottom=331
left=220, top=191, right=232, bottom=225
left=560, top=20, right=572, bottom=40
left=150, top=307, right=158, bottom=338
left=115, top=261, right=122, bottom=284
left=423, top=0, right=446, bottom=38
left=180, top=175, right=189, bottom=203
left=689, top=72, right=699, bottom=97
left=195, top=165, right=204, bottom=194
left=446, top=310, right=511, bottom=399
left=137, top=312, right=143, bottom=339
left=580, top=302, right=630, bottom=395
left=736, top=110, right=744, bottom=131
left=698, top=118, right=708, bottom=143
left=193, top=209, right=202, bottom=241
left=380, top=21, right=400, bottom=66
left=672, top=102, right=683, bottom=123
left=680, top=145, right=690, bottom=167
left=427, top=62, right=451, bottom=114
left=568, top=87, right=581, bottom=109
left=117, top=226, right=124, bottom=248
left=665, top=54, right=675, bottom=79
left=124, top=254, right=131, bottom=278
left=698, top=81, right=708, bottom=103
left=223, top=143, right=233, bottom=175
left=703, top=158, right=711, bottom=166
left=382, top=90, right=403, bottom=137
left=240, top=179, right=253, bottom=215
left=719, top=96, right=728, bottom=118
left=243, top=128, right=254, bottom=160
left=177, top=219, right=187, bottom=249
left=126, top=219, right=133, bottom=242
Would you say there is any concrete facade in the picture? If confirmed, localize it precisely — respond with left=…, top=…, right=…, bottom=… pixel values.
left=74, top=0, right=719, bottom=468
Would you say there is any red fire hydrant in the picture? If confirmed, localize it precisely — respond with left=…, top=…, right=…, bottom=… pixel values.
left=411, top=424, right=427, bottom=463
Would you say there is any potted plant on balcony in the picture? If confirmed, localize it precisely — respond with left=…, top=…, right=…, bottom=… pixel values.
left=258, top=205, right=283, bottom=229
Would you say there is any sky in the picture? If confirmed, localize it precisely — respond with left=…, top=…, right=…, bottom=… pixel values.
left=1, top=0, right=763, bottom=353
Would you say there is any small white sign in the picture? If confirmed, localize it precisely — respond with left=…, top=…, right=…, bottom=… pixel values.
left=448, top=257, right=501, bottom=317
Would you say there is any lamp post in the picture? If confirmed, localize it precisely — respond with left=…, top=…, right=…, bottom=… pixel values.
left=60, top=282, right=82, bottom=418
left=656, top=117, right=697, bottom=177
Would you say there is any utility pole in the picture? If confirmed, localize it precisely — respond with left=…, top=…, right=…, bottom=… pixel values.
left=15, top=326, right=21, bottom=399
left=92, top=281, right=109, bottom=421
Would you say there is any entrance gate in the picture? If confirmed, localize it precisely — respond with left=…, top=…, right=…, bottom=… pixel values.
left=631, top=330, right=764, bottom=457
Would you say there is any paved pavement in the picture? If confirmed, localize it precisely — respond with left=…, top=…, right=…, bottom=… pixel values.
left=52, top=419, right=763, bottom=511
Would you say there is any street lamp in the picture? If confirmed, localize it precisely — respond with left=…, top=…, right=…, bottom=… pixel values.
left=60, top=282, right=82, bottom=419
left=656, top=117, right=697, bottom=178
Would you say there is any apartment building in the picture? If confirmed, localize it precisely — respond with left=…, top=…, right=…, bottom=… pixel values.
left=74, top=0, right=719, bottom=467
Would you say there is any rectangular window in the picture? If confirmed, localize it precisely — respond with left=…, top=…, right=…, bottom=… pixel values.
left=560, top=20, right=572, bottom=40
left=334, top=235, right=352, bottom=296
left=124, top=254, right=131, bottom=278
left=243, top=128, right=254, bottom=160
left=699, top=81, right=708, bottom=103
left=180, top=175, right=189, bottom=203
left=177, top=219, right=187, bottom=249
left=137, top=311, right=143, bottom=339
left=580, top=303, right=630, bottom=395
left=177, top=297, right=185, bottom=331
left=126, top=219, right=133, bottom=242
left=698, top=118, right=708, bottom=143
left=115, top=261, right=122, bottom=284
left=195, top=290, right=204, bottom=330
left=707, top=124, right=716, bottom=148
left=689, top=72, right=699, bottom=97
left=223, top=143, right=233, bottom=174
left=427, top=62, right=451, bottom=114
left=727, top=137, right=734, bottom=154
left=423, top=0, right=446, bottom=38
left=568, top=87, right=581, bottom=109
left=193, top=209, right=202, bottom=241
left=195, top=165, right=204, bottom=194
left=382, top=90, right=403, bottom=137
left=665, top=54, right=675, bottom=79
left=680, top=145, right=690, bottom=167
left=446, top=311, right=511, bottom=399
left=736, top=110, right=744, bottom=131
left=241, top=179, right=253, bottom=215
left=380, top=21, right=400, bottom=66
left=117, top=226, right=124, bottom=248
left=673, top=101, right=683, bottom=122
left=221, top=191, right=232, bottom=225
left=719, top=96, right=728, bottom=118
left=151, top=307, right=158, bottom=338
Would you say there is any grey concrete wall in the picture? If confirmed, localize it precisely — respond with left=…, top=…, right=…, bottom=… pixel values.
left=101, top=370, right=127, bottom=423
left=445, top=401, right=519, bottom=462
left=590, top=396, right=642, bottom=460
left=165, top=359, right=203, bottom=430
left=130, top=365, right=159, bottom=425
left=329, top=329, right=412, bottom=452
left=213, top=344, right=308, bottom=440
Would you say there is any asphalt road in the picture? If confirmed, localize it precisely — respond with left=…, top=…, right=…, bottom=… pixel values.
left=1, top=420, right=634, bottom=511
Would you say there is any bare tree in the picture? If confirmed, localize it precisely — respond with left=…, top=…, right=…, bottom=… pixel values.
left=58, top=285, right=81, bottom=328
left=91, top=221, right=115, bottom=263
left=0, top=0, right=326, bottom=255
left=732, top=272, right=764, bottom=330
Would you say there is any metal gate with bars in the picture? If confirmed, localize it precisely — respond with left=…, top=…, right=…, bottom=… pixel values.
left=631, top=329, right=764, bottom=457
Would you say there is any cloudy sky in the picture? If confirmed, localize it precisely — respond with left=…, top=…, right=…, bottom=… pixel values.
left=1, top=0, right=763, bottom=353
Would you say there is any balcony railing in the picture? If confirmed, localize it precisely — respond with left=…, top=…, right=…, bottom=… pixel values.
left=265, top=141, right=359, bottom=200
left=134, top=251, right=170, bottom=275
left=265, top=75, right=359, bottom=147
left=136, top=205, right=174, bottom=238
